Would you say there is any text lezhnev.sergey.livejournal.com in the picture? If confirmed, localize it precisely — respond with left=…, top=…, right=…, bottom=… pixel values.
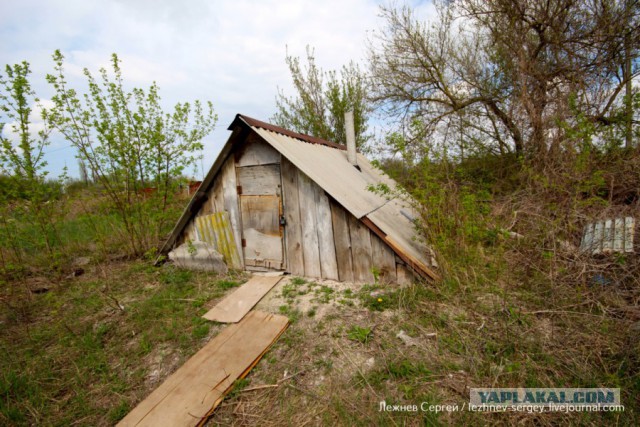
left=379, top=388, right=625, bottom=414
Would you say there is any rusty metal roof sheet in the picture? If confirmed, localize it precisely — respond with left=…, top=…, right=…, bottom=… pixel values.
left=230, top=115, right=347, bottom=151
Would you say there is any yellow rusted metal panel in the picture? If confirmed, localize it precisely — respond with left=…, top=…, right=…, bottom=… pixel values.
left=195, top=212, right=242, bottom=269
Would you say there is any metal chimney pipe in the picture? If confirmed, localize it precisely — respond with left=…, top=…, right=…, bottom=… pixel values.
left=345, top=111, right=358, bottom=167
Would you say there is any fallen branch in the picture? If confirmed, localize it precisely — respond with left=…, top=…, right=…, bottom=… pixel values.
left=238, top=369, right=306, bottom=394
left=524, top=301, right=592, bottom=314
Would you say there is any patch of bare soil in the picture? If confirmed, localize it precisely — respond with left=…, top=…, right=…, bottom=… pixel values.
left=207, top=277, right=445, bottom=426
left=255, top=276, right=368, bottom=320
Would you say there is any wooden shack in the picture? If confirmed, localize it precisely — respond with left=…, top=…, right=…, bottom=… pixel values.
left=160, top=114, right=439, bottom=284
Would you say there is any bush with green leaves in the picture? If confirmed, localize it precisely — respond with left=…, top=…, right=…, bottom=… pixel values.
left=44, top=50, right=217, bottom=255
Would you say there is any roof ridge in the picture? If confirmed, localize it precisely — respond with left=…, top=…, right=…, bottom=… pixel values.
left=236, top=114, right=346, bottom=151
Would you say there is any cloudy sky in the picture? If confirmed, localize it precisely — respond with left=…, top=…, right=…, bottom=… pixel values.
left=0, top=0, right=435, bottom=178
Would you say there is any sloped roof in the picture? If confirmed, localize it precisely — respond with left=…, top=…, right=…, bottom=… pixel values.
left=160, top=114, right=439, bottom=281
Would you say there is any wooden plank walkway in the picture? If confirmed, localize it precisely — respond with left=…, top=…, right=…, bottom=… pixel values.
left=117, top=310, right=288, bottom=427
left=202, top=275, right=283, bottom=323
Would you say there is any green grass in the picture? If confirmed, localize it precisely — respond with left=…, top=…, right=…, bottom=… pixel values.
left=0, top=260, right=235, bottom=426
left=313, top=285, right=335, bottom=304
left=347, top=325, right=372, bottom=344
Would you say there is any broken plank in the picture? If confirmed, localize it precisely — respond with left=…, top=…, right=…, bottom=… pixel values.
left=117, top=310, right=288, bottom=427
left=202, top=275, right=283, bottom=323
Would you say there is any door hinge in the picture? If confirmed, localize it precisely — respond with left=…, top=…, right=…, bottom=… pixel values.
left=237, top=185, right=242, bottom=195
left=241, top=238, right=246, bottom=247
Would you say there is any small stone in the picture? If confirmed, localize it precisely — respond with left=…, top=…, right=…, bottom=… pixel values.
left=396, top=330, right=418, bottom=347
left=74, top=256, right=91, bottom=266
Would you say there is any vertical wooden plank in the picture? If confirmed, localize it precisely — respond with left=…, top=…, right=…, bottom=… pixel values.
left=371, top=233, right=397, bottom=284
left=281, top=158, right=304, bottom=276
left=603, top=219, right=613, bottom=253
left=211, top=175, right=225, bottom=213
left=613, top=218, right=624, bottom=252
left=330, top=200, right=354, bottom=283
left=297, top=170, right=321, bottom=278
left=315, top=186, right=339, bottom=280
left=348, top=215, right=374, bottom=283
left=221, top=156, right=244, bottom=269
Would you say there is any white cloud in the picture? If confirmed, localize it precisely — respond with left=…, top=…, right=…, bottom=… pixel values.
left=1, top=0, right=432, bottom=178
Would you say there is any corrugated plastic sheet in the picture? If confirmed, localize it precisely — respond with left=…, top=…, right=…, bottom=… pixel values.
left=580, top=217, right=635, bottom=254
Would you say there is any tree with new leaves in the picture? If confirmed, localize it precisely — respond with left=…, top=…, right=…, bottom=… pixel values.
left=368, top=0, right=640, bottom=162
left=44, top=51, right=217, bottom=254
left=273, top=47, right=371, bottom=148
left=0, top=61, right=64, bottom=261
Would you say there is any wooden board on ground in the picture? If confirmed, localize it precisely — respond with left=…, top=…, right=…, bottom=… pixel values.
left=202, top=275, right=283, bottom=323
left=117, top=310, right=288, bottom=427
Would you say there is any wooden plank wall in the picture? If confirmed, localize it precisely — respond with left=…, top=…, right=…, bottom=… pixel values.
left=179, top=136, right=415, bottom=284
left=281, top=157, right=407, bottom=284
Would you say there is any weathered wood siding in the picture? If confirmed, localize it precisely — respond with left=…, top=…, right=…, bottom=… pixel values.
left=330, top=199, right=354, bottom=282
left=315, top=185, right=339, bottom=280
left=178, top=133, right=417, bottom=284
left=280, top=157, right=412, bottom=284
